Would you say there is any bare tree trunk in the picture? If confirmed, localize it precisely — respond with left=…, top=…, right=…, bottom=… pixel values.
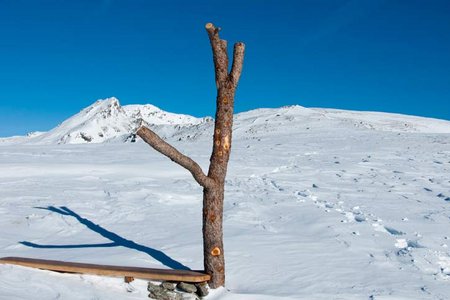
left=137, top=23, right=244, bottom=288
left=202, top=23, right=244, bottom=288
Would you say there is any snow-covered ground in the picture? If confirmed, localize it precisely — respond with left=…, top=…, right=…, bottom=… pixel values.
left=1, top=100, right=450, bottom=299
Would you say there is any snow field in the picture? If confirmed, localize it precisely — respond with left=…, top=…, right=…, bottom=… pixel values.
left=0, top=103, right=450, bottom=299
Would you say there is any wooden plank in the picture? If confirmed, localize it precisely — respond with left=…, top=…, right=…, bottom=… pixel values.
left=0, top=257, right=210, bottom=283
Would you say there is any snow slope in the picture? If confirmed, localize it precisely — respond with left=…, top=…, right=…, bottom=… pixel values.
left=0, top=102, right=450, bottom=299
left=312, top=107, right=450, bottom=133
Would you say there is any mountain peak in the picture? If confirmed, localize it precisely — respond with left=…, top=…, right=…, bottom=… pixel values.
left=25, top=97, right=208, bottom=144
left=82, top=97, right=124, bottom=119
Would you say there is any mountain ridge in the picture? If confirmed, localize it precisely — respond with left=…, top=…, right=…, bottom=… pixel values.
left=1, top=98, right=450, bottom=145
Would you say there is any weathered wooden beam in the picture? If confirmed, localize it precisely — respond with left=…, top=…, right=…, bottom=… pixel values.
left=0, top=257, right=210, bottom=283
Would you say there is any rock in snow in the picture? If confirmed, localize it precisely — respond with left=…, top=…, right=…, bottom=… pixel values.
left=148, top=282, right=182, bottom=300
left=176, top=282, right=197, bottom=293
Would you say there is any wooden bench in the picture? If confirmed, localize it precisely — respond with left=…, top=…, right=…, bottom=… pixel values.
left=0, top=257, right=210, bottom=283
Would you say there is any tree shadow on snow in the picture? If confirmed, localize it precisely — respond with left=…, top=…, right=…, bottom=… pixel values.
left=20, top=206, right=190, bottom=270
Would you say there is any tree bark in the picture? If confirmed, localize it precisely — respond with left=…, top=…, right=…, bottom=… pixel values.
left=137, top=23, right=244, bottom=288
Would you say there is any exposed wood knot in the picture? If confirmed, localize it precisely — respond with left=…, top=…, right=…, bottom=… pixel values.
left=215, top=129, right=221, bottom=135
left=217, top=150, right=223, bottom=157
left=211, top=247, right=221, bottom=256
left=215, top=139, right=221, bottom=146
left=223, top=97, right=228, bottom=105
left=205, top=23, right=214, bottom=29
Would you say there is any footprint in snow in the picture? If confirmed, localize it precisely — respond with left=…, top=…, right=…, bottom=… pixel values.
left=354, top=214, right=366, bottom=222
left=295, top=189, right=335, bottom=211
left=294, top=190, right=309, bottom=203
left=395, top=239, right=424, bottom=258
left=340, top=211, right=366, bottom=223
left=372, top=223, right=405, bottom=236
left=438, top=256, right=450, bottom=277
left=384, top=226, right=405, bottom=236
left=436, top=193, right=450, bottom=202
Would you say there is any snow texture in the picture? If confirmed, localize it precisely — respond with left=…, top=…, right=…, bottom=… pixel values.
left=1, top=98, right=450, bottom=299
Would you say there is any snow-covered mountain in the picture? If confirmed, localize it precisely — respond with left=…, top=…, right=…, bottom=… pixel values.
left=20, top=98, right=210, bottom=144
left=2, top=97, right=450, bottom=146
left=232, top=105, right=450, bottom=140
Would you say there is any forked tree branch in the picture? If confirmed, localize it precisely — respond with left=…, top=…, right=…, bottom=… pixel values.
left=229, top=42, right=245, bottom=87
left=136, top=126, right=215, bottom=189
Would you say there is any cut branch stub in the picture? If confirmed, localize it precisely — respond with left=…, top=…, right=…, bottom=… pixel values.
left=211, top=247, right=221, bottom=256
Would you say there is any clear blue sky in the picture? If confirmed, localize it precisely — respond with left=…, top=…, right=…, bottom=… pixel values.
left=1, top=0, right=449, bottom=137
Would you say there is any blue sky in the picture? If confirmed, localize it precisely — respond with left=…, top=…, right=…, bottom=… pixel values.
left=0, top=0, right=449, bottom=137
